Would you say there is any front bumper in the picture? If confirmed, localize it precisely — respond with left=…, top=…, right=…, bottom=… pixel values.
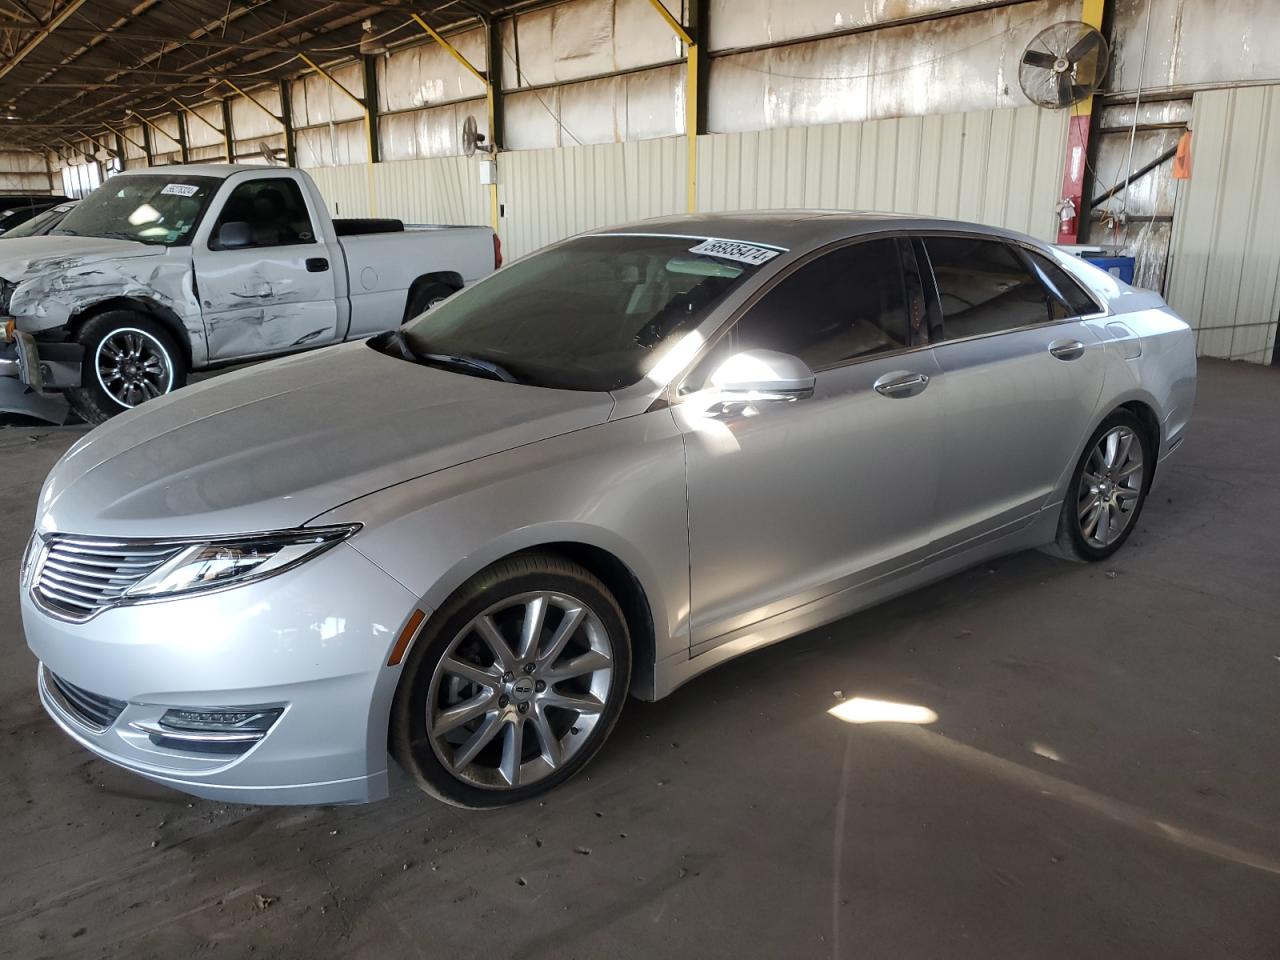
left=0, top=328, right=82, bottom=393
left=23, top=541, right=423, bottom=805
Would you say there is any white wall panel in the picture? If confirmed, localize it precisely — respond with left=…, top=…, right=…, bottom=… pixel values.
left=1166, top=85, right=1280, bottom=365
left=306, top=154, right=488, bottom=226
left=498, top=136, right=688, bottom=259
left=186, top=103, right=226, bottom=149
left=0, top=150, right=49, bottom=192
left=293, top=61, right=365, bottom=126
left=697, top=105, right=1066, bottom=239
left=378, top=27, right=487, bottom=111
left=230, top=86, right=283, bottom=141
left=380, top=100, right=488, bottom=161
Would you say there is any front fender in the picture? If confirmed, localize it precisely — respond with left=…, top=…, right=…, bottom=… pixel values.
left=311, top=411, right=692, bottom=671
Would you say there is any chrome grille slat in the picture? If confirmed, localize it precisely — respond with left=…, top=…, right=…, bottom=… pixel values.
left=47, top=670, right=126, bottom=731
left=33, top=535, right=184, bottom=621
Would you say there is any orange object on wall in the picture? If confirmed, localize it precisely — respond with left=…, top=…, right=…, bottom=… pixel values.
left=1173, top=130, right=1193, bottom=180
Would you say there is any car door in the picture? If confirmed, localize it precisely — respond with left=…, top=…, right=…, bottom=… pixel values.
left=919, top=234, right=1107, bottom=555
left=193, top=176, right=340, bottom=361
left=671, top=237, right=944, bottom=650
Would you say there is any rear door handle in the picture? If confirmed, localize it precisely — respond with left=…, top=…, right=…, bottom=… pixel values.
left=873, top=371, right=930, bottom=398
left=306, top=257, right=329, bottom=273
left=1049, top=338, right=1085, bottom=361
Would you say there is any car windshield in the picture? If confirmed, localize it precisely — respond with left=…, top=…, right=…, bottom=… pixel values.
left=396, top=234, right=773, bottom=391
left=52, top=175, right=219, bottom=247
left=1, top=204, right=72, bottom=239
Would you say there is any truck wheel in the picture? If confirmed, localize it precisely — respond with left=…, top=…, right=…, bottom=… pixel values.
left=66, top=311, right=188, bottom=424
left=403, top=282, right=456, bottom=322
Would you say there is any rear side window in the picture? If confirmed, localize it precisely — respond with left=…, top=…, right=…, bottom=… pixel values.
left=1024, top=250, right=1102, bottom=317
left=716, top=238, right=911, bottom=370
left=924, top=236, right=1055, bottom=339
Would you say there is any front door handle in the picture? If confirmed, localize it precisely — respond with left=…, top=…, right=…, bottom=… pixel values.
left=306, top=257, right=329, bottom=273
left=1049, top=338, right=1085, bottom=361
left=873, top=371, right=930, bottom=398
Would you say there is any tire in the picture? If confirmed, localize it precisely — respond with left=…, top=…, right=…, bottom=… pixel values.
left=66, top=311, right=187, bottom=424
left=390, top=553, right=632, bottom=808
left=403, top=282, right=456, bottom=322
left=1050, top=409, right=1154, bottom=562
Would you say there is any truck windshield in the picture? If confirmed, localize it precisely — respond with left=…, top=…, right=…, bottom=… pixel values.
left=52, top=175, right=219, bottom=247
left=396, top=234, right=774, bottom=391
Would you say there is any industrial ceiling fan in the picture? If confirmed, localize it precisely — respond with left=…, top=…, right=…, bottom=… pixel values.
left=1019, top=20, right=1110, bottom=109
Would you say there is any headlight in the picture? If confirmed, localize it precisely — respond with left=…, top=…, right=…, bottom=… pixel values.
left=0, top=278, right=16, bottom=316
left=125, top=524, right=360, bottom=600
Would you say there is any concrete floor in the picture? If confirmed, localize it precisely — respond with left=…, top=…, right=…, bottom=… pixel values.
left=1, top=358, right=1277, bottom=959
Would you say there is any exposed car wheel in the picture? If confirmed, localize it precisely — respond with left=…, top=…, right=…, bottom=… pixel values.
left=1051, top=409, right=1153, bottom=562
left=402, top=281, right=456, bottom=322
left=67, top=311, right=187, bottom=424
left=390, top=554, right=632, bottom=808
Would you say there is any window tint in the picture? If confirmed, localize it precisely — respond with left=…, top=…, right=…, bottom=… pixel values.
left=1024, top=250, right=1101, bottom=317
left=715, top=239, right=910, bottom=370
left=925, top=236, right=1054, bottom=339
left=212, top=178, right=315, bottom=250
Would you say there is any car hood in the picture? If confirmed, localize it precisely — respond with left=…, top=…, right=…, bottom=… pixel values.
left=37, top=342, right=615, bottom=539
left=0, top=235, right=164, bottom=281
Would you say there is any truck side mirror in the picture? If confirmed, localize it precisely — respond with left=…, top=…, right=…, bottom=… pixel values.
left=216, top=221, right=253, bottom=250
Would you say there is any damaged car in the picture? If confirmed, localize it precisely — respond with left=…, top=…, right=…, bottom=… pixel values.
left=0, top=165, right=499, bottom=422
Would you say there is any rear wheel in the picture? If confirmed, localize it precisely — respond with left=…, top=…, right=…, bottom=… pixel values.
left=390, top=554, right=631, bottom=808
left=66, top=311, right=187, bottom=423
left=1051, top=410, right=1153, bottom=561
left=403, top=281, right=456, bottom=322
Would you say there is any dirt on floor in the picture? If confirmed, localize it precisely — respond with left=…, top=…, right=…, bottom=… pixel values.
left=1, top=359, right=1278, bottom=959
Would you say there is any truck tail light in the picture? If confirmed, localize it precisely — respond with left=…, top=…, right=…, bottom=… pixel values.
left=493, top=233, right=503, bottom=270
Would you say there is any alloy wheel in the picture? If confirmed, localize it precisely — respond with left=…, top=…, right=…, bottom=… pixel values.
left=426, top=591, right=614, bottom=790
left=95, top=328, right=174, bottom=407
left=1077, top=425, right=1145, bottom=548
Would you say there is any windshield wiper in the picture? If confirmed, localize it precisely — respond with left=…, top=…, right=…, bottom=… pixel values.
left=419, top=352, right=519, bottom=384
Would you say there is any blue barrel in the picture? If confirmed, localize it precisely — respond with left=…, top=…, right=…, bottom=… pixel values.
left=1083, top=255, right=1136, bottom=284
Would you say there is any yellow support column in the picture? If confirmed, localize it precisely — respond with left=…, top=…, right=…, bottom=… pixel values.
left=645, top=0, right=697, bottom=212
left=297, top=53, right=378, bottom=215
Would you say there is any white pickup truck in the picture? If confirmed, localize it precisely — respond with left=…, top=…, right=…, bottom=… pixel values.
left=0, top=164, right=498, bottom=422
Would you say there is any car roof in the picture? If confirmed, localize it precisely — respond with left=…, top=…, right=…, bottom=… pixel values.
left=590, top=210, right=1038, bottom=253
left=113, top=163, right=275, bottom=180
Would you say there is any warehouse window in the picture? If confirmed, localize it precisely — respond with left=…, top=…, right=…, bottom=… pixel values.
left=211, top=178, right=315, bottom=249
left=714, top=239, right=910, bottom=371
left=925, top=236, right=1055, bottom=338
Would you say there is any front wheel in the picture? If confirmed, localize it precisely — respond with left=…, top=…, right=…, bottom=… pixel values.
left=1051, top=410, right=1153, bottom=562
left=66, top=311, right=187, bottom=423
left=390, top=554, right=631, bottom=808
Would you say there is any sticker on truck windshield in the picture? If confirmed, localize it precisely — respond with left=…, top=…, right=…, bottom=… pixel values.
left=160, top=183, right=200, bottom=197
left=687, top=238, right=782, bottom=266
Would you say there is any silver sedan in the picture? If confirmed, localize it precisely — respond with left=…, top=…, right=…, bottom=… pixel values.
left=21, top=213, right=1196, bottom=807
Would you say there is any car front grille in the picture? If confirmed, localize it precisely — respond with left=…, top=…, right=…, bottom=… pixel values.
left=46, top=669, right=127, bottom=732
left=32, top=536, right=183, bottom=621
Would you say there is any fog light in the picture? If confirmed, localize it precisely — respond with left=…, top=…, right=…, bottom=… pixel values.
left=129, top=707, right=283, bottom=746
left=159, top=708, right=282, bottom=735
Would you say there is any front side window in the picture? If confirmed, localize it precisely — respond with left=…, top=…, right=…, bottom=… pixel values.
left=394, top=234, right=767, bottom=391
left=925, top=236, right=1056, bottom=339
left=52, top=174, right=219, bottom=246
left=210, top=178, right=316, bottom=250
left=711, top=238, right=911, bottom=371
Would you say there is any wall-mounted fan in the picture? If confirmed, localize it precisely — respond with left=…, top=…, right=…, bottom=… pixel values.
left=1019, top=21, right=1110, bottom=109
left=462, top=114, right=493, bottom=157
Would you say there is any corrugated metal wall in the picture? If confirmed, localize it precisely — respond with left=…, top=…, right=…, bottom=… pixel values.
left=697, top=106, right=1067, bottom=239
left=304, top=103, right=1065, bottom=260
left=1166, top=85, right=1280, bottom=365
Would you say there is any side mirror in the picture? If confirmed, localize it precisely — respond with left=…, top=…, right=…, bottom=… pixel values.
left=709, top=349, right=815, bottom=400
left=216, top=221, right=253, bottom=250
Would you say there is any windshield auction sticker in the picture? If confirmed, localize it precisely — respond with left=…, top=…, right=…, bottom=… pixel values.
left=160, top=183, right=201, bottom=197
left=688, top=238, right=782, bottom=266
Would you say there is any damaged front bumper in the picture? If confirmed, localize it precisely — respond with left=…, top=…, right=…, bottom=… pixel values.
left=0, top=323, right=82, bottom=394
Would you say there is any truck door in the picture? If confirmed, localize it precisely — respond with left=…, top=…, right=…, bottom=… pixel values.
left=194, top=176, right=340, bottom=360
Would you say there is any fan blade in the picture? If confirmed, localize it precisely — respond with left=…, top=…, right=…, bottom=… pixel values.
left=1071, top=83, right=1092, bottom=102
left=1022, top=49, right=1057, bottom=69
left=1065, top=29, right=1101, bottom=63
left=1057, top=72, right=1074, bottom=107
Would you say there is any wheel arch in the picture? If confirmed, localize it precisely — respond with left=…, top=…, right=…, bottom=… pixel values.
left=408, top=533, right=663, bottom=702
left=68, top=296, right=195, bottom=369
left=404, top=272, right=463, bottom=317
